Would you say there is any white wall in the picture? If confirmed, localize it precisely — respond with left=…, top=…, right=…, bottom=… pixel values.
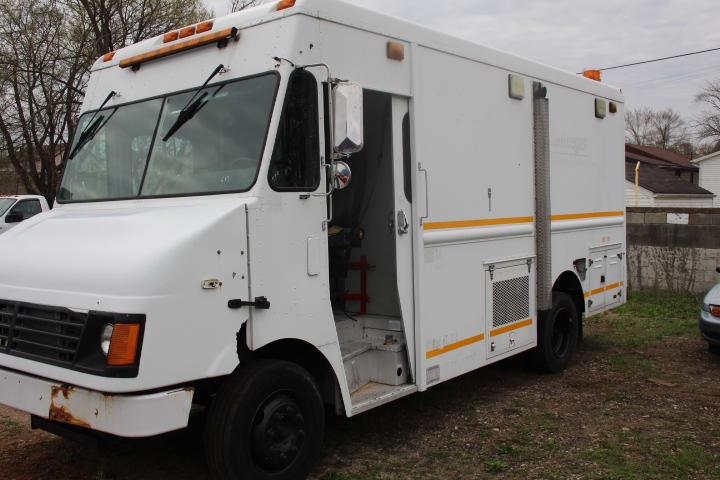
left=697, top=153, right=720, bottom=207
left=653, top=196, right=714, bottom=208
left=624, top=181, right=653, bottom=207
left=624, top=180, right=714, bottom=207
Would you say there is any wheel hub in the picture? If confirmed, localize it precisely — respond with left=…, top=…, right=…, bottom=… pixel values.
left=251, top=394, right=306, bottom=472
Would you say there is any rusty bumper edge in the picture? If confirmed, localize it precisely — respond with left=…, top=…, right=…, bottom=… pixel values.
left=0, top=367, right=194, bottom=437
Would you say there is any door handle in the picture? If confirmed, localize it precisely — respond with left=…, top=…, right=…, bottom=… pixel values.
left=397, top=210, right=409, bottom=235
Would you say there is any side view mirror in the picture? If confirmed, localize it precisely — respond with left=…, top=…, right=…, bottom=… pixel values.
left=5, top=212, right=23, bottom=223
left=332, top=161, right=352, bottom=190
left=333, top=81, right=363, bottom=155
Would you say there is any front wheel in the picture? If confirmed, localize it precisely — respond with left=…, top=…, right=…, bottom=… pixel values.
left=204, top=359, right=325, bottom=480
left=527, top=292, right=579, bottom=373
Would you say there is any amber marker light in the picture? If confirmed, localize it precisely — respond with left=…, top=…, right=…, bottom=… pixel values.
left=196, top=21, right=214, bottom=33
left=179, top=25, right=196, bottom=39
left=277, top=0, right=296, bottom=11
left=711, top=305, right=720, bottom=317
left=583, top=69, right=602, bottom=82
left=102, top=51, right=116, bottom=62
left=107, top=323, right=141, bottom=366
left=163, top=31, right=179, bottom=43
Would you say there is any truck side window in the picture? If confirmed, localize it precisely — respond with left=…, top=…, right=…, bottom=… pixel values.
left=9, top=200, right=41, bottom=220
left=402, top=113, right=412, bottom=202
left=268, top=70, right=320, bottom=191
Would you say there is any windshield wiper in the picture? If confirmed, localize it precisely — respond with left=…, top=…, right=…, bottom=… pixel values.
left=162, top=64, right=225, bottom=142
left=68, top=91, right=116, bottom=159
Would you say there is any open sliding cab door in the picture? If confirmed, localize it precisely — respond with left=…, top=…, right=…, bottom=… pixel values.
left=391, top=96, right=415, bottom=381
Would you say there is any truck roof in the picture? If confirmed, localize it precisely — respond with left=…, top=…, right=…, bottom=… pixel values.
left=94, top=0, right=623, bottom=102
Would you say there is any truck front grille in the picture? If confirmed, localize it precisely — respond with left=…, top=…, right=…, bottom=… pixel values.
left=0, top=300, right=87, bottom=365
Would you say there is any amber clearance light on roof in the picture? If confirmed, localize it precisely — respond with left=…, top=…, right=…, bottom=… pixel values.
left=164, top=21, right=214, bottom=43
left=120, top=27, right=239, bottom=70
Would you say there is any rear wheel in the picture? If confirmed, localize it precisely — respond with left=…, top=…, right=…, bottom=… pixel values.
left=205, top=359, right=325, bottom=480
left=527, top=292, right=579, bottom=373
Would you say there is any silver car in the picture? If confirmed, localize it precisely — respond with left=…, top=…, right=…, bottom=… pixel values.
left=701, top=269, right=720, bottom=354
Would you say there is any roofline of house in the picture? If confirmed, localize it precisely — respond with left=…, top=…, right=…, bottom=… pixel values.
left=691, top=151, right=720, bottom=164
left=652, top=193, right=715, bottom=198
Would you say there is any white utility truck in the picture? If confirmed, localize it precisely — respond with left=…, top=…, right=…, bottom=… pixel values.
left=0, top=0, right=626, bottom=478
left=0, top=195, right=50, bottom=234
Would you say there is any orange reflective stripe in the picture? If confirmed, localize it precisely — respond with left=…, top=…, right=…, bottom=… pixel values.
left=426, top=333, right=485, bottom=359
left=490, top=318, right=533, bottom=337
left=423, top=211, right=624, bottom=231
left=584, top=281, right=625, bottom=297
left=423, top=216, right=534, bottom=231
left=551, top=211, right=624, bottom=221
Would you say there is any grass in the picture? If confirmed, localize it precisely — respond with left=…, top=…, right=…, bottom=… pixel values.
left=0, top=416, right=23, bottom=436
left=484, top=458, right=509, bottom=473
left=325, top=473, right=364, bottom=480
left=587, top=291, right=701, bottom=350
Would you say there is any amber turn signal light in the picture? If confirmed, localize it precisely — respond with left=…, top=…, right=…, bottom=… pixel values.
left=107, top=323, right=141, bottom=366
left=711, top=305, right=720, bottom=317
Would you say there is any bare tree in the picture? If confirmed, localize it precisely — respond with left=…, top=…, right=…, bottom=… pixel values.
left=624, top=107, right=690, bottom=153
left=695, top=79, right=720, bottom=151
left=625, top=107, right=654, bottom=145
left=0, top=0, right=209, bottom=200
left=229, top=0, right=257, bottom=13
left=0, top=0, right=92, bottom=200
left=70, top=0, right=211, bottom=57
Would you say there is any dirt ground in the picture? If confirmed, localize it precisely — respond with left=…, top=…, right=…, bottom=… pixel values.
left=1, top=292, right=719, bottom=480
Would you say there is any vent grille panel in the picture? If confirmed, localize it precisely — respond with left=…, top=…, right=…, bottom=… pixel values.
left=492, top=276, right=530, bottom=327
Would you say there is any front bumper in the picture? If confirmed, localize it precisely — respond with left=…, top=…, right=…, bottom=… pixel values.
left=700, top=310, right=720, bottom=346
left=0, top=367, right=193, bottom=437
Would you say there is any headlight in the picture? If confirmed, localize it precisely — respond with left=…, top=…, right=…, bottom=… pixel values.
left=100, top=323, right=114, bottom=356
left=702, top=303, right=710, bottom=313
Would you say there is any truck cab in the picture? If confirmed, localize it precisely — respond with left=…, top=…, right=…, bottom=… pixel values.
left=0, top=195, right=50, bottom=234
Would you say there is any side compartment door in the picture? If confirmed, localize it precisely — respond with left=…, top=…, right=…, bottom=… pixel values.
left=604, top=247, right=623, bottom=307
left=588, top=249, right=606, bottom=312
left=391, top=96, right=415, bottom=379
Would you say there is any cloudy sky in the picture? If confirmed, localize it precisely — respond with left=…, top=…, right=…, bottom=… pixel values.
left=205, top=0, right=719, bottom=126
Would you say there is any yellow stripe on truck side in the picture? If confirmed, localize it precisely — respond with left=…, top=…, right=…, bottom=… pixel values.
left=423, top=216, right=534, bottom=231
left=425, top=318, right=535, bottom=359
left=584, top=281, right=625, bottom=298
left=490, top=318, right=533, bottom=337
left=423, top=211, right=624, bottom=231
left=426, top=334, right=485, bottom=359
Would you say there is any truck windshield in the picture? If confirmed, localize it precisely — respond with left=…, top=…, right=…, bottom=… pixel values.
left=58, top=72, right=279, bottom=202
left=0, top=198, right=16, bottom=216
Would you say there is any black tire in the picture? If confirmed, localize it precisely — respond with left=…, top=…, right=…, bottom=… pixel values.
left=204, top=359, right=325, bottom=480
left=709, top=343, right=720, bottom=355
left=527, top=292, right=579, bottom=373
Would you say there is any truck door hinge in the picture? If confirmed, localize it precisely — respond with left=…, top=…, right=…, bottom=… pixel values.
left=228, top=297, right=270, bottom=310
